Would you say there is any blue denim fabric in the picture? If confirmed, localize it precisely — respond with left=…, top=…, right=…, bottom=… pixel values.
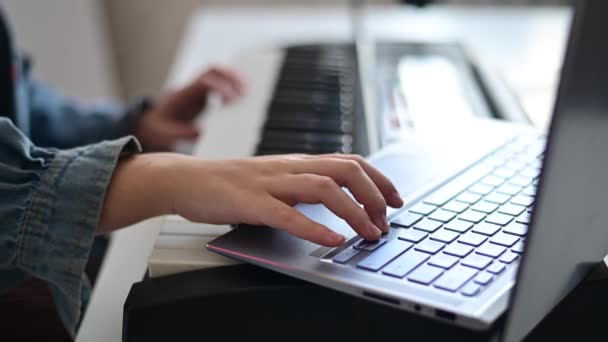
left=0, top=118, right=142, bottom=336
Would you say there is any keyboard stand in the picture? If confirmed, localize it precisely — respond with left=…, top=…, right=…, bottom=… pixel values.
left=123, top=261, right=608, bottom=342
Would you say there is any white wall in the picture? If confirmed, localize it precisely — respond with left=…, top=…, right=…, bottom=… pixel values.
left=0, top=0, right=120, bottom=101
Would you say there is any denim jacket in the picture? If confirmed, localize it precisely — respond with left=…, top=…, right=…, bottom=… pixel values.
left=1, top=9, right=143, bottom=337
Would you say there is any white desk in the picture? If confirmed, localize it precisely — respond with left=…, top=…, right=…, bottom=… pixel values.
left=77, top=4, right=580, bottom=341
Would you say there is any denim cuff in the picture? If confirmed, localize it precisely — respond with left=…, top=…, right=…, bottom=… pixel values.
left=17, top=136, right=141, bottom=336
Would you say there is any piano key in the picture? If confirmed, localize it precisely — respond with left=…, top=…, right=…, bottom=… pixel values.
left=487, top=262, right=506, bottom=274
left=434, top=265, right=478, bottom=292
left=444, top=220, right=473, bottom=233
left=498, top=203, right=527, bottom=217
left=353, top=238, right=387, bottom=251
left=443, top=242, right=474, bottom=258
left=357, top=240, right=413, bottom=271
left=382, top=250, right=429, bottom=278
left=414, top=239, right=445, bottom=255
left=499, top=251, right=520, bottom=264
left=409, top=203, right=437, bottom=216
left=503, top=222, right=528, bottom=237
left=413, top=218, right=443, bottom=233
left=428, top=253, right=459, bottom=269
left=442, top=200, right=469, bottom=214
left=391, top=212, right=423, bottom=228
left=428, top=210, right=456, bottom=223
left=398, top=229, right=428, bottom=243
left=458, top=232, right=488, bottom=247
left=474, top=272, right=494, bottom=285
left=333, top=247, right=360, bottom=264
left=461, top=254, right=493, bottom=270
left=461, top=282, right=482, bottom=296
left=407, top=264, right=444, bottom=285
left=475, top=242, right=506, bottom=258
left=471, top=201, right=499, bottom=214
left=485, top=213, right=513, bottom=226
left=472, top=222, right=501, bottom=236
left=490, top=232, right=520, bottom=248
left=430, top=229, right=460, bottom=244
left=458, top=210, right=486, bottom=224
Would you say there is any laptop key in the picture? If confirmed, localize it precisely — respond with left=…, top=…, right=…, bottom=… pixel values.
left=455, top=192, right=482, bottom=204
left=442, top=201, right=469, bottom=214
left=512, top=241, right=525, bottom=254
left=510, top=175, right=534, bottom=187
left=474, top=272, right=494, bottom=285
left=434, top=265, right=478, bottom=292
left=499, top=203, right=527, bottom=217
left=521, top=185, right=537, bottom=197
left=475, top=242, right=506, bottom=258
left=333, top=247, right=360, bottom=264
left=428, top=210, right=456, bottom=223
left=391, top=212, right=423, bottom=228
left=413, top=218, right=443, bottom=233
left=503, top=222, right=528, bottom=237
left=407, top=264, right=444, bottom=285
left=471, top=201, right=499, bottom=214
left=428, top=253, right=459, bottom=269
left=354, top=238, right=387, bottom=251
left=493, top=167, right=517, bottom=179
left=409, top=203, right=437, bottom=215
left=382, top=250, right=429, bottom=278
left=516, top=212, right=531, bottom=224
left=444, top=220, right=473, bottom=233
left=511, top=194, right=535, bottom=207
left=499, top=251, right=520, bottom=264
left=398, top=229, right=428, bottom=243
left=443, top=243, right=474, bottom=258
left=461, top=282, right=482, bottom=296
left=459, top=210, right=486, bottom=224
left=486, top=213, right=513, bottom=226
left=481, top=175, right=505, bottom=187
left=414, top=239, right=445, bottom=255
left=472, top=222, right=501, bottom=236
left=357, top=240, right=413, bottom=271
left=487, top=262, right=506, bottom=274
left=430, top=229, right=459, bottom=244
left=485, top=192, right=511, bottom=205
left=459, top=232, right=488, bottom=247
left=496, top=183, right=522, bottom=196
left=468, top=183, right=494, bottom=196
left=461, top=253, right=493, bottom=269
left=490, top=232, right=520, bottom=247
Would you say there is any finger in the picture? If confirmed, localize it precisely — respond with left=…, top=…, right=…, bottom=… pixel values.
left=164, top=122, right=200, bottom=140
left=259, top=197, right=346, bottom=247
left=208, top=66, right=247, bottom=94
left=270, top=174, right=383, bottom=240
left=287, top=158, right=390, bottom=233
left=314, top=154, right=403, bottom=208
left=197, top=73, right=239, bottom=103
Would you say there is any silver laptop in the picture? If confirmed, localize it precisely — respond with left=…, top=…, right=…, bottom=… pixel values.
left=208, top=1, right=608, bottom=340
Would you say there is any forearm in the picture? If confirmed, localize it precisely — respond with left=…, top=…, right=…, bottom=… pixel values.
left=98, top=153, right=186, bottom=233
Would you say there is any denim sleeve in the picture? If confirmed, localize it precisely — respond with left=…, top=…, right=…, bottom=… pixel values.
left=27, top=80, right=144, bottom=149
left=0, top=118, right=141, bottom=336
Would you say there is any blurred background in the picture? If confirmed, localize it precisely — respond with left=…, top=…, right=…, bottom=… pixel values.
left=1, top=0, right=566, bottom=103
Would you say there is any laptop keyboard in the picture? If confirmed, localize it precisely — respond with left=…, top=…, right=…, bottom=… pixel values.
left=331, top=134, right=546, bottom=297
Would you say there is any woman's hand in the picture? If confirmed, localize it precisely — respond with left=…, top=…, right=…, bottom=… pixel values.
left=99, top=153, right=403, bottom=247
left=133, top=67, right=245, bottom=151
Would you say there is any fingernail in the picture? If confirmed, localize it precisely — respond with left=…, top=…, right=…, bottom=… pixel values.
left=366, top=224, right=382, bottom=240
left=374, top=217, right=389, bottom=234
left=328, top=233, right=345, bottom=246
left=390, top=191, right=404, bottom=207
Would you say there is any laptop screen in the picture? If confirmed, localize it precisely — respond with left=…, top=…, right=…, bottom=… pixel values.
left=503, top=1, right=608, bottom=341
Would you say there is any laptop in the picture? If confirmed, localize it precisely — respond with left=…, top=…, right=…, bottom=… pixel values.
left=208, top=1, right=608, bottom=340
